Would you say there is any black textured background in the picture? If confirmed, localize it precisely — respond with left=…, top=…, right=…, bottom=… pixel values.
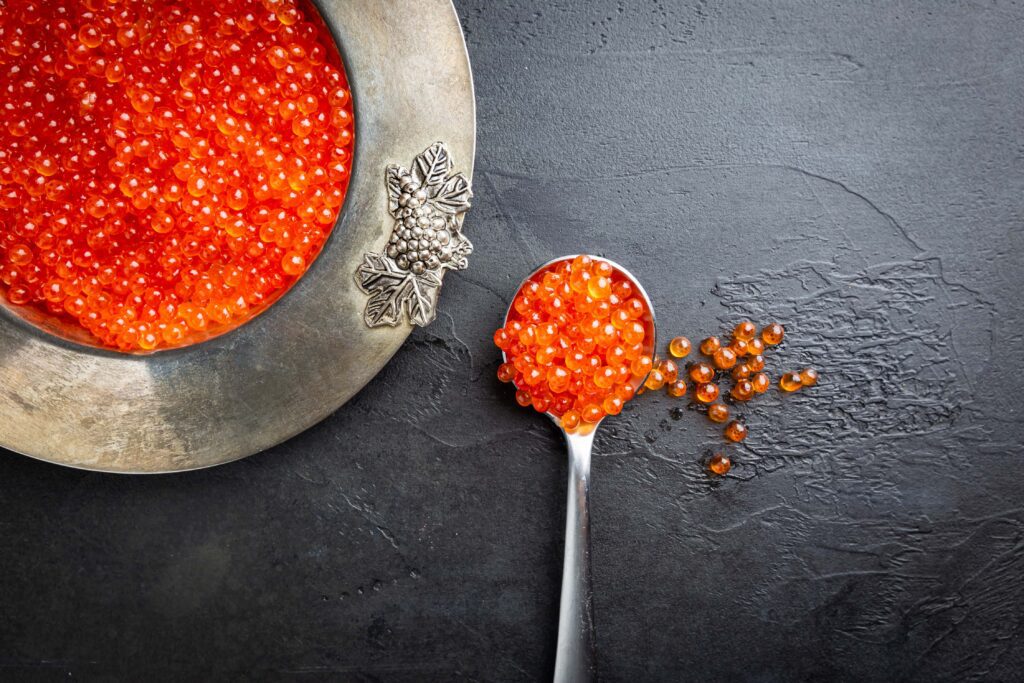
left=2, top=1, right=1023, bottom=680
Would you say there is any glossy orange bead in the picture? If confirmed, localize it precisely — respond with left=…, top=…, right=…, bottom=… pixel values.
left=515, top=389, right=532, bottom=407
left=631, top=355, right=653, bottom=377
left=536, top=322, right=558, bottom=346
left=568, top=268, right=591, bottom=294
left=708, top=453, right=731, bottom=475
left=610, top=308, right=631, bottom=330
left=582, top=404, right=604, bottom=423
left=8, top=244, right=32, bottom=266
left=730, top=339, right=749, bottom=356
left=587, top=274, right=612, bottom=300
left=748, top=338, right=764, bottom=355
left=544, top=366, right=569, bottom=393
left=707, top=403, right=729, bottom=423
left=751, top=372, right=770, bottom=394
left=595, top=322, right=618, bottom=347
left=561, top=410, right=581, bottom=431
left=688, top=362, right=715, bottom=384
left=594, top=366, right=617, bottom=389
left=695, top=382, right=719, bottom=403
left=748, top=354, right=766, bottom=372
left=656, top=358, right=678, bottom=383
left=0, top=0, right=354, bottom=352
left=602, top=395, right=623, bottom=415
left=800, top=368, right=819, bottom=386
left=523, top=366, right=545, bottom=387
left=779, top=372, right=803, bottom=392
left=644, top=369, right=666, bottom=391
left=667, top=379, right=687, bottom=398
left=623, top=298, right=645, bottom=319
left=592, top=260, right=613, bottom=278
left=668, top=335, right=691, bottom=358
left=606, top=345, right=628, bottom=367
left=565, top=350, right=586, bottom=371
left=733, top=321, right=756, bottom=341
left=281, top=252, right=305, bottom=276
left=731, top=379, right=754, bottom=401
left=497, top=363, right=516, bottom=383
left=724, top=420, right=748, bottom=442
left=572, top=254, right=594, bottom=271
left=622, top=320, right=645, bottom=346
left=493, top=328, right=512, bottom=350
left=762, top=323, right=785, bottom=345
left=731, top=363, right=752, bottom=380
left=536, top=345, right=558, bottom=366
left=712, top=347, right=737, bottom=370
left=699, top=336, right=721, bottom=356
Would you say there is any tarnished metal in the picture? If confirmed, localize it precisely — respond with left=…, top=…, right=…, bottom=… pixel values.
left=356, top=142, right=473, bottom=327
left=0, top=0, right=476, bottom=473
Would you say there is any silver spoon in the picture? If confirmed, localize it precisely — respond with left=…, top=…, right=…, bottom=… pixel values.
left=503, top=255, right=656, bottom=683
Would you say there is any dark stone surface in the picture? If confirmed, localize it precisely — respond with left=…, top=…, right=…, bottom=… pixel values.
left=2, top=1, right=1023, bottom=680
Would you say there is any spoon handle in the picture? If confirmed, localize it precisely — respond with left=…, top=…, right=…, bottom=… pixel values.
left=554, top=428, right=597, bottom=683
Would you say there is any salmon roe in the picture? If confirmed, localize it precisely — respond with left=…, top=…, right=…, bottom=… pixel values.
left=762, top=322, right=784, bottom=345
left=668, top=335, right=691, bottom=358
left=0, top=0, right=354, bottom=351
left=494, top=256, right=654, bottom=433
left=779, top=371, right=803, bottom=392
left=707, top=403, right=729, bottom=423
left=708, top=453, right=731, bottom=475
left=724, top=420, right=748, bottom=442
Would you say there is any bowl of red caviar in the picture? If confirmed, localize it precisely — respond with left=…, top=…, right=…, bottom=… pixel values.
left=0, top=0, right=475, bottom=472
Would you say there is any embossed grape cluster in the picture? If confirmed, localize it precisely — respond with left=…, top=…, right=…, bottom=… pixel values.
left=385, top=173, right=455, bottom=274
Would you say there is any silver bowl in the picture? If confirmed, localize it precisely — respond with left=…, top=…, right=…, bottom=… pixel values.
left=0, top=0, right=476, bottom=473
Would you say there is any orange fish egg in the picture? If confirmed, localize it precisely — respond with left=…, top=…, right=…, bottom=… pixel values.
left=800, top=368, right=819, bottom=386
left=655, top=358, right=678, bottom=383
left=724, top=420, right=748, bottom=442
left=730, top=379, right=754, bottom=401
left=708, top=453, right=731, bottom=475
left=762, top=322, right=785, bottom=345
left=733, top=320, right=756, bottom=341
left=707, top=403, right=729, bottom=423
left=712, top=347, right=737, bottom=370
left=666, top=379, right=687, bottom=397
left=699, top=336, right=721, bottom=356
left=779, top=372, right=803, bottom=392
left=688, top=361, right=715, bottom=384
left=668, top=335, right=691, bottom=358
left=731, top=363, right=752, bottom=380
left=695, top=382, right=720, bottom=403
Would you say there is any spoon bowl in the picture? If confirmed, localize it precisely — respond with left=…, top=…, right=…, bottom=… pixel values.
left=502, top=254, right=656, bottom=682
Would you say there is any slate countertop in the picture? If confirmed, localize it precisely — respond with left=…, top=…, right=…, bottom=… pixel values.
left=1, top=1, right=1022, bottom=680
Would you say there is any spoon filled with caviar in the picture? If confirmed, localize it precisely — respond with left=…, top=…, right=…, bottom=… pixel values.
left=493, top=255, right=656, bottom=683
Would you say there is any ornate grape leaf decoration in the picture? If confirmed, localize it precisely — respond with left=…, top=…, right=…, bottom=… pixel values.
left=434, top=174, right=472, bottom=214
left=385, top=166, right=409, bottom=218
left=413, top=143, right=454, bottom=196
left=357, top=142, right=473, bottom=328
left=357, top=254, right=443, bottom=327
left=449, top=232, right=473, bottom=272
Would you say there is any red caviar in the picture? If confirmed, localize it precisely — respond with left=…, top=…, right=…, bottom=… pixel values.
left=708, top=453, right=731, bottom=475
left=494, top=256, right=654, bottom=432
left=0, top=0, right=354, bottom=351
